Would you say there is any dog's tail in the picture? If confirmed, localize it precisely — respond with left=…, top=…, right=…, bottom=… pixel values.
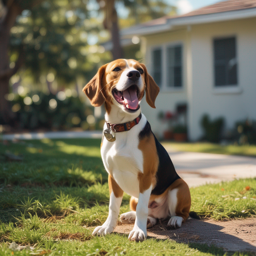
left=189, top=211, right=200, bottom=219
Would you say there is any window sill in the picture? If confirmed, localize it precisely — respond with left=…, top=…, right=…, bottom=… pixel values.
left=212, top=86, right=242, bottom=95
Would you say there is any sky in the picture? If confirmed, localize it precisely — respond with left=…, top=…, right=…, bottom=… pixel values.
left=116, top=0, right=223, bottom=18
left=177, top=0, right=222, bottom=14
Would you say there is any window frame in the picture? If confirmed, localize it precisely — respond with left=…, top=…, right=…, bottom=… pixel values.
left=150, top=41, right=184, bottom=92
left=150, top=46, right=163, bottom=88
left=212, top=35, right=241, bottom=94
left=166, top=42, right=184, bottom=89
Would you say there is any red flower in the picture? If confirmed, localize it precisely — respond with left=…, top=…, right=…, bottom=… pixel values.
left=165, top=111, right=173, bottom=119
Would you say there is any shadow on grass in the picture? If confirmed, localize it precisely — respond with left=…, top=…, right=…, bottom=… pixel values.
left=0, top=138, right=107, bottom=186
left=0, top=138, right=112, bottom=223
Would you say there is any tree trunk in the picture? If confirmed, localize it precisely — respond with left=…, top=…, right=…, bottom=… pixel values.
left=0, top=3, right=21, bottom=123
left=102, top=0, right=123, bottom=60
left=110, top=15, right=123, bottom=60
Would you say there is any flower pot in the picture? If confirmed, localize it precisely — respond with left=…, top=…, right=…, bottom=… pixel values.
left=173, top=133, right=187, bottom=142
left=163, top=130, right=174, bottom=140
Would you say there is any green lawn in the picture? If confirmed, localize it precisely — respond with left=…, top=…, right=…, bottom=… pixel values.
left=0, top=138, right=255, bottom=255
left=162, top=142, right=256, bottom=157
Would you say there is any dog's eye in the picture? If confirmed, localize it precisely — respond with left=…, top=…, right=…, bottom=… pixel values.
left=113, top=67, right=121, bottom=72
left=137, top=68, right=144, bottom=74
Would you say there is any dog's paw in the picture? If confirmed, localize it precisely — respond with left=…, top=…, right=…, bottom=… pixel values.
left=92, top=225, right=114, bottom=236
left=128, top=226, right=146, bottom=241
left=147, top=216, right=157, bottom=228
left=167, top=216, right=183, bottom=229
left=120, top=211, right=136, bottom=224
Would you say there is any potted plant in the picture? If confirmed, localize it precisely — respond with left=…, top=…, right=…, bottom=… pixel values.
left=158, top=111, right=176, bottom=140
left=173, top=124, right=187, bottom=142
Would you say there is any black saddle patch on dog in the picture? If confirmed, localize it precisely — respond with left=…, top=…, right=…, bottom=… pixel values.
left=139, top=122, right=180, bottom=195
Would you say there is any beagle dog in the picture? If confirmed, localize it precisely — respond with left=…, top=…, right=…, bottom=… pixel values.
left=83, top=59, right=191, bottom=241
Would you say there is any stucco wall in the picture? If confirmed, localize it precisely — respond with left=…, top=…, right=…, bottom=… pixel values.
left=142, top=29, right=189, bottom=137
left=142, top=17, right=256, bottom=140
left=189, top=18, right=256, bottom=140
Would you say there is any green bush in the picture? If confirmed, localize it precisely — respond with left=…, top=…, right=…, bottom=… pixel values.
left=200, top=114, right=224, bottom=143
left=235, top=119, right=256, bottom=145
left=173, top=124, right=187, bottom=134
left=9, top=92, right=101, bottom=130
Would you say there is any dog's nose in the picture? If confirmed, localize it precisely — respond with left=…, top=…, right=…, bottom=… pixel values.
left=127, top=70, right=140, bottom=81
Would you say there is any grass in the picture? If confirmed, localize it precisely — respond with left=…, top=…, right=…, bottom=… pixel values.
left=0, top=138, right=256, bottom=255
left=191, top=179, right=256, bottom=220
left=162, top=142, right=256, bottom=157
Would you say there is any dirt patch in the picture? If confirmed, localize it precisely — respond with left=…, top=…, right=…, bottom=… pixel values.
left=114, top=218, right=256, bottom=253
left=45, top=231, right=91, bottom=241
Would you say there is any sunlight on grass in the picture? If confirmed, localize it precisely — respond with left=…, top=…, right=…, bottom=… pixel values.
left=55, top=141, right=101, bottom=157
left=190, top=178, right=256, bottom=220
left=1, top=138, right=255, bottom=255
left=162, top=142, right=256, bottom=157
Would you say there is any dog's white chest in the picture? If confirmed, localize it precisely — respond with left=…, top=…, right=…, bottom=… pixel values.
left=101, top=116, right=146, bottom=198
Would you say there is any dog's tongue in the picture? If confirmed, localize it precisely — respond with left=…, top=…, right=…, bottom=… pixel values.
left=123, top=87, right=138, bottom=110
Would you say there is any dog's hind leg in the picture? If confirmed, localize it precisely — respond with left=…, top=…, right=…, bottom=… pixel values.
left=120, top=196, right=137, bottom=224
left=121, top=196, right=157, bottom=228
left=167, top=179, right=191, bottom=229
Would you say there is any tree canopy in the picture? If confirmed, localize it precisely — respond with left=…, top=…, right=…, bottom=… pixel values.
left=8, top=0, right=110, bottom=90
left=0, top=0, right=176, bottom=123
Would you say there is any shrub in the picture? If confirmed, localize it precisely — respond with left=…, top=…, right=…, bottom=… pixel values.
left=235, top=119, right=256, bottom=145
left=173, top=124, right=187, bottom=134
left=8, top=92, right=101, bottom=130
left=200, top=114, right=224, bottom=143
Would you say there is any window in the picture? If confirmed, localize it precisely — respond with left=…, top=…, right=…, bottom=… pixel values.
left=167, top=45, right=182, bottom=88
left=152, top=48, right=162, bottom=86
left=214, top=37, right=238, bottom=86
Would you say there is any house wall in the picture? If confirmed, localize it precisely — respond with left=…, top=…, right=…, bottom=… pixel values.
left=189, top=17, right=256, bottom=140
left=141, top=29, right=189, bottom=137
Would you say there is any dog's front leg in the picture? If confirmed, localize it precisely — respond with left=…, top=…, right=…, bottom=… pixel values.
left=128, top=184, right=152, bottom=241
left=92, top=175, right=123, bottom=236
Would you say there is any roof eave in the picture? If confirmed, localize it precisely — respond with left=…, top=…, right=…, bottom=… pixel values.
left=122, top=8, right=256, bottom=37
left=121, top=23, right=172, bottom=37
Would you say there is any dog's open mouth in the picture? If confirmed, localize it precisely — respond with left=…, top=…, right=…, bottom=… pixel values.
left=112, top=85, right=139, bottom=111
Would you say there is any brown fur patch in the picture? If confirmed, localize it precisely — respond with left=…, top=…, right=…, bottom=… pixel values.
left=174, top=179, right=191, bottom=221
left=149, top=187, right=170, bottom=202
left=108, top=175, right=123, bottom=198
left=155, top=178, right=190, bottom=221
left=130, top=196, right=138, bottom=211
left=138, top=131, right=159, bottom=194
left=130, top=178, right=190, bottom=221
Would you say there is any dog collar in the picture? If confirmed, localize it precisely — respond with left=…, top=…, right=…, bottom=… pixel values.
left=106, top=113, right=142, bottom=133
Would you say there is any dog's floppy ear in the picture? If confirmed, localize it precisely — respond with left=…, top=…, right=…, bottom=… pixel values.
left=140, top=63, right=160, bottom=108
left=82, top=64, right=107, bottom=107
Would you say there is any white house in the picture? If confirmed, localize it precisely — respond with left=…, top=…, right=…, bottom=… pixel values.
left=121, top=0, right=256, bottom=141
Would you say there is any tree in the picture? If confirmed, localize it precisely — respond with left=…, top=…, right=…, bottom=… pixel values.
left=0, top=0, right=109, bottom=124
left=97, top=0, right=177, bottom=60
left=0, top=0, right=176, bottom=124
left=97, top=0, right=123, bottom=60
left=119, top=0, right=177, bottom=27
left=0, top=1, right=55, bottom=123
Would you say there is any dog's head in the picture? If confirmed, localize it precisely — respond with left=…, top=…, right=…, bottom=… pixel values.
left=82, top=59, right=159, bottom=114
